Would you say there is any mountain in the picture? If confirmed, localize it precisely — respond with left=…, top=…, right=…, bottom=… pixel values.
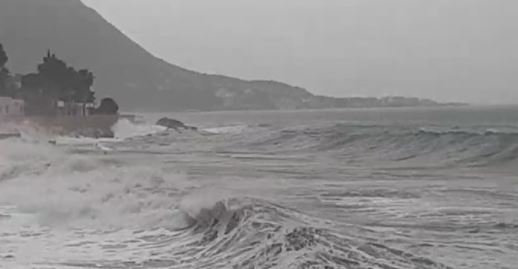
left=0, top=0, right=456, bottom=111
left=0, top=0, right=316, bottom=111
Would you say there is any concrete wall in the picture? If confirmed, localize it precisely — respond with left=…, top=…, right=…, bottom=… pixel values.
left=24, top=115, right=119, bottom=137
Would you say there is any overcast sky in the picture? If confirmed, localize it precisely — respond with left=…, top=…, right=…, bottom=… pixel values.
left=82, top=0, right=517, bottom=104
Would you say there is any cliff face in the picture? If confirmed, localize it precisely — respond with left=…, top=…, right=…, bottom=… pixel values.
left=0, top=0, right=314, bottom=111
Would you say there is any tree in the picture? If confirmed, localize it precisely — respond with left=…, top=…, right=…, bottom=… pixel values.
left=95, top=97, right=119, bottom=115
left=20, top=50, right=98, bottom=115
left=0, top=44, right=7, bottom=68
left=0, top=68, right=8, bottom=96
left=0, top=43, right=10, bottom=96
left=73, top=69, right=95, bottom=103
left=74, top=69, right=95, bottom=115
left=21, top=73, right=41, bottom=90
left=27, top=50, right=95, bottom=102
left=36, top=51, right=71, bottom=98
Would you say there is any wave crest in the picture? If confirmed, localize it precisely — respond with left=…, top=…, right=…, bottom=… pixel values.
left=173, top=198, right=452, bottom=269
left=229, top=124, right=518, bottom=168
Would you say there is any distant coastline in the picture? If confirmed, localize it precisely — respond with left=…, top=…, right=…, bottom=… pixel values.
left=0, top=0, right=470, bottom=112
left=131, top=96, right=468, bottom=113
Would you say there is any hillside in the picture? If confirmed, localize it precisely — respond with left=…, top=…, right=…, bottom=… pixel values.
left=0, top=0, right=455, bottom=111
left=0, top=0, right=316, bottom=111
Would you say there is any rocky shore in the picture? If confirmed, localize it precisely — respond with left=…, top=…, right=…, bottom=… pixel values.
left=156, top=117, right=197, bottom=131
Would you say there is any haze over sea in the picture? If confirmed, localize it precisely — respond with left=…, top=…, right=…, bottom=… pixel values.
left=1, top=106, right=517, bottom=269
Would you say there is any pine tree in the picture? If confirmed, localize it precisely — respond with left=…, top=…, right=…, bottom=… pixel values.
left=0, top=44, right=7, bottom=68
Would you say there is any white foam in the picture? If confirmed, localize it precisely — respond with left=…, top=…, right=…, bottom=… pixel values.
left=112, top=119, right=166, bottom=139
left=202, top=124, right=248, bottom=134
left=53, top=118, right=168, bottom=145
left=179, top=188, right=235, bottom=219
left=0, top=139, right=197, bottom=230
left=55, top=136, right=118, bottom=146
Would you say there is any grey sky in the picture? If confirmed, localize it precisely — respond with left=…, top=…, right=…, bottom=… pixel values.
left=82, top=0, right=517, bottom=104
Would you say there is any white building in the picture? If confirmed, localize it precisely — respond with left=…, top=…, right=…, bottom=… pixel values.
left=0, top=96, right=25, bottom=117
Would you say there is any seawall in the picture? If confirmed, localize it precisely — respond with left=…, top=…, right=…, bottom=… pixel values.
left=1, top=115, right=119, bottom=138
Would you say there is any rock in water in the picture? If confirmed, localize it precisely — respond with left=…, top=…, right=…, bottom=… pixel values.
left=156, top=117, right=185, bottom=129
left=156, top=117, right=197, bottom=131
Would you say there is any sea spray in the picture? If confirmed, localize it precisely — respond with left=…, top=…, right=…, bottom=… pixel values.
left=111, top=118, right=167, bottom=140
left=0, top=140, right=196, bottom=229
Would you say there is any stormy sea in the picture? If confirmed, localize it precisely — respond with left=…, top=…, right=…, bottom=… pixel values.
left=1, top=106, right=517, bottom=269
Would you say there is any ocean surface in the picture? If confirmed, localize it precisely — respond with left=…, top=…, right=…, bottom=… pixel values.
left=1, top=106, right=517, bottom=269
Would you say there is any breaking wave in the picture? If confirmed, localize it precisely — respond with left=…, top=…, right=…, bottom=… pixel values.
left=0, top=139, right=194, bottom=229
left=0, top=138, right=453, bottom=268
left=111, top=198, right=452, bottom=269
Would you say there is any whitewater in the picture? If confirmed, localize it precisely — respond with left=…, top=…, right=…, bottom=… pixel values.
left=0, top=106, right=517, bottom=269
